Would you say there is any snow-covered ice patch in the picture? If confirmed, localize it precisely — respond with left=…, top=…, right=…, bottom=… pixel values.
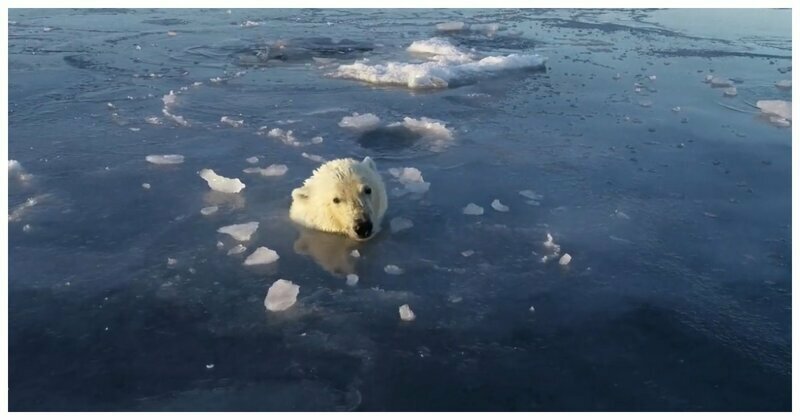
left=390, top=217, right=414, bottom=233
left=264, top=279, right=299, bottom=312
left=146, top=154, right=184, bottom=165
left=217, top=221, right=259, bottom=242
left=399, top=304, right=416, bottom=321
left=331, top=37, right=546, bottom=89
left=384, top=265, right=404, bottom=275
left=491, top=199, right=510, bottom=212
left=463, top=203, right=484, bottom=215
left=199, top=169, right=246, bottom=193
left=339, top=113, right=382, bottom=131
left=243, top=246, right=280, bottom=266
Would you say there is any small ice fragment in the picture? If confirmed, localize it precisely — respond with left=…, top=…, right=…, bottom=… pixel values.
left=519, top=190, right=543, bottom=200
left=167, top=31, right=177, bottom=36
left=167, top=258, right=178, bottom=266
left=775, top=80, right=791, bottom=90
left=393, top=117, right=454, bottom=141
left=399, top=304, right=416, bottom=321
left=648, top=75, right=657, bottom=81
left=390, top=167, right=430, bottom=194
left=390, top=217, right=414, bottom=233
left=243, top=164, right=288, bottom=177
left=613, top=73, right=621, bottom=80
left=246, top=156, right=259, bottom=164
left=311, top=136, right=324, bottom=144
left=142, top=183, right=151, bottom=189
left=384, top=265, right=404, bottom=275
left=146, top=154, right=184, bottom=165
left=671, top=106, right=681, bottom=113
left=220, top=116, right=244, bottom=128
left=301, top=152, right=326, bottom=163
left=9, top=160, right=23, bottom=174
left=264, top=279, right=299, bottom=312
left=461, top=250, right=474, bottom=257
left=613, top=209, right=630, bottom=219
left=723, top=87, right=737, bottom=97
left=265, top=128, right=303, bottom=146
left=241, top=20, right=261, bottom=27
left=769, top=116, right=791, bottom=127
left=201, top=206, right=219, bottom=216
left=491, top=199, right=509, bottom=212
left=463, top=203, right=484, bottom=215
left=436, top=21, right=467, bottom=32
left=145, top=116, right=162, bottom=125
left=338, top=113, right=381, bottom=131
left=638, top=100, right=653, bottom=108
left=217, top=221, right=259, bottom=241
left=129, top=127, right=141, bottom=132
left=22, top=224, right=31, bottom=232
left=243, top=246, right=280, bottom=266
left=205, top=364, right=214, bottom=369
left=227, top=244, right=247, bottom=255
left=199, top=169, right=245, bottom=193
left=210, top=76, right=223, bottom=83
left=756, top=100, right=792, bottom=121
left=529, top=306, right=536, bottom=312
left=346, top=274, right=359, bottom=286
left=559, top=253, right=572, bottom=266
left=710, top=77, right=734, bottom=87
left=704, top=74, right=713, bottom=83
left=350, top=250, right=360, bottom=258
left=216, top=241, right=224, bottom=249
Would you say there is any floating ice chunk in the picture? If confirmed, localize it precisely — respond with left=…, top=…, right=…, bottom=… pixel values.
left=671, top=106, right=681, bottom=113
left=346, top=274, right=359, bottom=286
left=167, top=258, right=178, bottom=266
left=389, top=167, right=431, bottom=194
left=199, top=169, right=245, bottom=193
left=491, top=199, right=509, bottom=212
left=210, top=76, right=223, bottom=83
left=244, top=246, right=280, bottom=266
left=613, top=73, right=621, bottom=80
left=9, top=196, right=43, bottom=222
left=22, top=224, right=32, bottom=232
left=399, top=304, right=416, bottom=321
left=384, top=265, right=404, bottom=275
left=241, top=20, right=261, bottom=27
left=463, top=203, right=484, bottom=215
left=331, top=38, right=546, bottom=89
left=217, top=221, right=259, bottom=241
left=244, top=164, right=289, bottom=177
left=201, top=206, right=219, bottom=216
left=9, top=160, right=23, bottom=174
left=145, top=116, right=162, bottom=125
left=461, top=250, right=475, bottom=257
left=167, top=31, right=177, bottom=36
left=338, top=113, right=381, bottom=131
left=638, top=100, right=653, bottom=108
left=311, top=136, right=324, bottom=144
left=350, top=250, right=360, bottom=258
left=709, top=77, right=734, bottom=88
left=220, top=116, right=244, bottom=128
left=543, top=233, right=559, bottom=250
left=392, top=117, right=454, bottom=141
left=205, top=364, right=214, bottom=369
left=723, top=87, right=737, bottom=97
left=529, top=306, right=536, bottom=312
left=648, top=75, right=657, bottom=81
left=756, top=100, right=792, bottom=121
left=390, top=217, right=414, bottom=233
left=769, top=116, right=791, bottom=127
left=162, top=90, right=178, bottom=107
left=436, top=21, right=467, bottom=32
left=264, top=279, right=299, bottom=312
left=162, top=108, right=190, bottom=127
left=559, top=253, right=572, bottom=266
left=246, top=156, right=259, bottom=164
left=265, top=128, right=303, bottom=146
left=613, top=209, right=630, bottom=219
left=146, top=154, right=184, bottom=165
left=518, top=190, right=543, bottom=200
left=142, top=183, right=151, bottom=189
left=775, top=80, right=791, bottom=90
left=301, top=152, right=326, bottom=163
left=228, top=244, right=247, bottom=255
left=703, top=74, right=713, bottom=83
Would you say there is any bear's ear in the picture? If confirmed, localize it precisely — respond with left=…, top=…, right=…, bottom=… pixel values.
left=292, top=186, right=310, bottom=201
left=362, top=156, right=377, bottom=171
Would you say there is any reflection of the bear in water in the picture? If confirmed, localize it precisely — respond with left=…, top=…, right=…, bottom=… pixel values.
left=293, top=226, right=362, bottom=277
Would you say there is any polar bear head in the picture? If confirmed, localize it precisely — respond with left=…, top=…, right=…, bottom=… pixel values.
left=290, top=157, right=388, bottom=240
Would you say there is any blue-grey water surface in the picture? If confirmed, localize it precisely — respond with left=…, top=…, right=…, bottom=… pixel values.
left=8, top=8, right=792, bottom=411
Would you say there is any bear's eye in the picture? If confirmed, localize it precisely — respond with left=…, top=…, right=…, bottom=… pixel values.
left=363, top=186, right=372, bottom=195
left=332, top=197, right=341, bottom=204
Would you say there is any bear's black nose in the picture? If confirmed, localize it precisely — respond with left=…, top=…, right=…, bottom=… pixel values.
left=354, top=219, right=373, bottom=239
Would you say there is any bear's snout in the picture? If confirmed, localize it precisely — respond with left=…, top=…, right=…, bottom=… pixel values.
left=353, top=218, right=373, bottom=239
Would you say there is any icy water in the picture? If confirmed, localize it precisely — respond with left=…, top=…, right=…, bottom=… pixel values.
left=8, top=9, right=792, bottom=411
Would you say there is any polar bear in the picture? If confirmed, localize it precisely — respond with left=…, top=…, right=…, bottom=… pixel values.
left=290, top=157, right=388, bottom=240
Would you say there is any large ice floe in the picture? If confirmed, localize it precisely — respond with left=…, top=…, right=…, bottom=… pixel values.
left=331, top=37, right=546, bottom=89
